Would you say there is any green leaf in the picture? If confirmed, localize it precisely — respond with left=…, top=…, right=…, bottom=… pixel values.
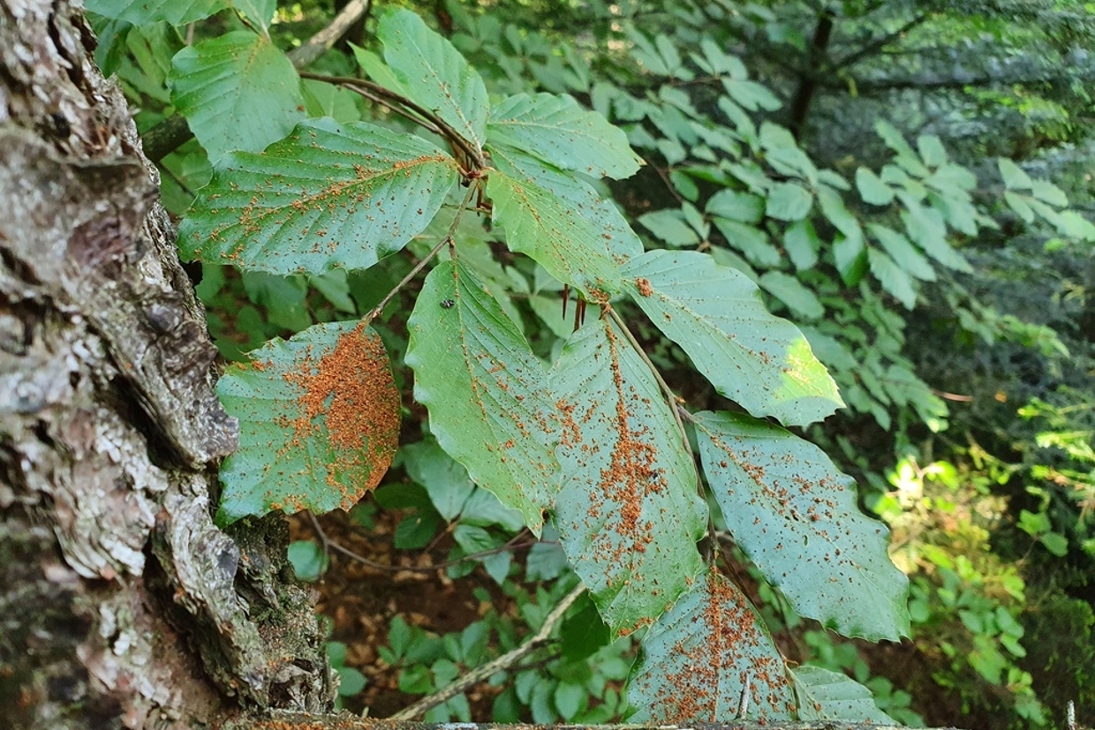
left=551, top=319, right=706, bottom=636
left=403, top=440, right=475, bottom=521
left=760, top=122, right=817, bottom=185
left=706, top=189, right=764, bottom=223
left=87, top=0, right=225, bottom=24
left=287, top=540, right=328, bottom=582
left=216, top=321, right=401, bottom=525
left=232, top=0, right=276, bottom=31
left=628, top=568, right=797, bottom=721
left=488, top=143, right=643, bottom=263
left=621, top=250, right=842, bottom=427
left=638, top=209, right=701, bottom=246
left=487, top=167, right=625, bottom=296
left=783, top=220, right=820, bottom=271
left=1004, top=191, right=1036, bottom=223
left=867, top=248, right=916, bottom=309
left=179, top=118, right=459, bottom=275
left=817, top=185, right=863, bottom=247
left=855, top=167, right=894, bottom=206
left=874, top=120, right=928, bottom=177
left=1053, top=210, right=1095, bottom=241
left=350, top=44, right=413, bottom=98
left=487, top=93, right=640, bottom=179
left=1030, top=179, right=1069, bottom=207
left=170, top=31, right=305, bottom=162
left=833, top=233, right=868, bottom=287
left=337, top=667, right=368, bottom=696
left=693, top=411, right=910, bottom=641
left=758, top=271, right=824, bottom=320
left=900, top=200, right=972, bottom=272
left=997, top=158, right=1032, bottom=190
left=1041, top=532, right=1069, bottom=557
left=378, top=9, right=488, bottom=150
left=765, top=182, right=813, bottom=221
left=406, top=261, right=559, bottom=534
left=792, top=666, right=894, bottom=722
left=712, top=218, right=780, bottom=267
left=916, top=134, right=947, bottom=167
left=555, top=681, right=585, bottom=720
left=867, top=224, right=936, bottom=281
left=723, top=78, right=781, bottom=112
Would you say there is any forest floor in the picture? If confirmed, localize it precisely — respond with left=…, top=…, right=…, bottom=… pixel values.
left=290, top=503, right=518, bottom=718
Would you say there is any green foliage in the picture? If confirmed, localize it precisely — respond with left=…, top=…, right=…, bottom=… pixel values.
left=215, top=321, right=400, bottom=524
left=628, top=568, right=796, bottom=721
left=406, top=260, right=558, bottom=535
left=102, top=0, right=1095, bottom=723
left=179, top=118, right=459, bottom=274
left=168, top=5, right=907, bottom=720
left=694, top=411, right=909, bottom=641
left=170, top=30, right=305, bottom=161
left=876, top=456, right=1048, bottom=725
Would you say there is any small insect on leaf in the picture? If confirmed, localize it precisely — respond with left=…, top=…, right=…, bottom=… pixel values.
left=440, top=299, right=455, bottom=309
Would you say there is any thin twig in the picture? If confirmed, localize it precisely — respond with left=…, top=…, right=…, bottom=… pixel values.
left=387, top=583, right=586, bottom=720
left=287, top=0, right=374, bottom=68
left=364, top=182, right=480, bottom=325
left=330, top=81, right=445, bottom=137
left=298, top=72, right=484, bottom=169
left=306, top=510, right=541, bottom=574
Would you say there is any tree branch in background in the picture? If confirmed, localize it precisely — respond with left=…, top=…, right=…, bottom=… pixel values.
left=387, top=584, right=586, bottom=721
left=831, top=13, right=930, bottom=73
left=287, top=0, right=372, bottom=68
left=143, top=0, right=374, bottom=163
left=787, top=9, right=834, bottom=141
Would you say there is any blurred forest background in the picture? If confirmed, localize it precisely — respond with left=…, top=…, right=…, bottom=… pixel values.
left=89, top=0, right=1094, bottom=726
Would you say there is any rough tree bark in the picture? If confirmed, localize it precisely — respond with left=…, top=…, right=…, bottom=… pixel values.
left=0, top=1, right=333, bottom=727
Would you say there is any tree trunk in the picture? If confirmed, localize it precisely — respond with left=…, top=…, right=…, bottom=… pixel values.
left=0, top=1, right=334, bottom=727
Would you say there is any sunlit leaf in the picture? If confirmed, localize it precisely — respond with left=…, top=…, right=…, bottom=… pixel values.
left=622, top=250, right=842, bottom=427
left=232, top=0, right=276, bottom=31
left=170, top=31, right=305, bottom=162
left=487, top=93, right=640, bottom=179
left=378, top=8, right=488, bottom=150
left=628, top=568, right=797, bottom=721
left=179, top=118, right=459, bottom=275
left=551, top=318, right=706, bottom=636
left=216, top=321, right=400, bottom=525
left=694, top=411, right=910, bottom=640
left=406, top=261, right=559, bottom=534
